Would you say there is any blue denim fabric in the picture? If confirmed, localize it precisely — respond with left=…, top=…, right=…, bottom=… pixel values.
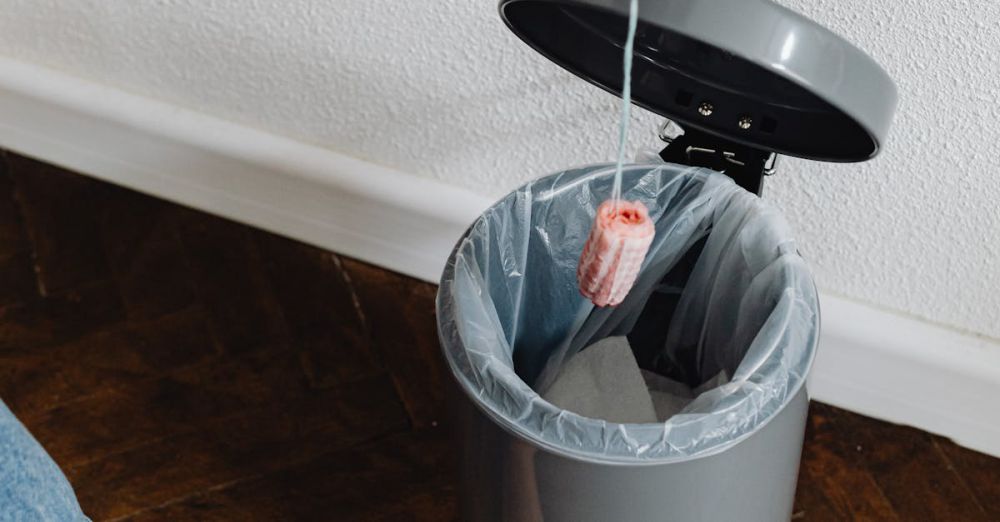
left=0, top=400, right=89, bottom=521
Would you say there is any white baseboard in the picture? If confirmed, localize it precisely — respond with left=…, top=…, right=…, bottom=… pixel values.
left=0, top=56, right=486, bottom=284
left=3, top=56, right=999, bottom=458
left=809, top=295, right=1000, bottom=457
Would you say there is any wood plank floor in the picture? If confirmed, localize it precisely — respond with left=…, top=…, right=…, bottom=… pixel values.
left=0, top=149, right=997, bottom=521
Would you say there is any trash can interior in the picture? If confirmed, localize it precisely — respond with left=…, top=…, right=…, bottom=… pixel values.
left=437, top=162, right=820, bottom=462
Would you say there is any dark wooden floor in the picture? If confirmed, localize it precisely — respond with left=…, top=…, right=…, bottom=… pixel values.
left=0, top=150, right=996, bottom=521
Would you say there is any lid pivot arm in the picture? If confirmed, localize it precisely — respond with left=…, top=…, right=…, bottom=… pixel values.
left=657, top=119, right=777, bottom=196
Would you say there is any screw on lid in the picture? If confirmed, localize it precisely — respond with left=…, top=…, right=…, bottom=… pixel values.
left=499, top=0, right=898, bottom=162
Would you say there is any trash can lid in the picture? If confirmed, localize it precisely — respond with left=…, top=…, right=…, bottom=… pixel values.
left=499, top=0, right=898, bottom=162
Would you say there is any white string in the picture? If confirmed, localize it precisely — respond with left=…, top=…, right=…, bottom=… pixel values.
left=610, top=0, right=640, bottom=211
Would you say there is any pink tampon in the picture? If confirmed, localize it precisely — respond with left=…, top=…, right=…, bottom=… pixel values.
left=577, top=200, right=654, bottom=307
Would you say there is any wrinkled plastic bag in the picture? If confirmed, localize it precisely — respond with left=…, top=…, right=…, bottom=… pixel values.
left=436, top=162, right=819, bottom=462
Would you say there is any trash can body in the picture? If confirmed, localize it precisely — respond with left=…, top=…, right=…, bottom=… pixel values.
left=457, top=388, right=808, bottom=522
left=438, top=164, right=820, bottom=522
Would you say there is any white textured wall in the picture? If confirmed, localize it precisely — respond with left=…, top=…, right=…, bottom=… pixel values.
left=1, top=1, right=998, bottom=339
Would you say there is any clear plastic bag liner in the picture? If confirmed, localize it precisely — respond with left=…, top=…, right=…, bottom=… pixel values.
left=437, top=163, right=819, bottom=462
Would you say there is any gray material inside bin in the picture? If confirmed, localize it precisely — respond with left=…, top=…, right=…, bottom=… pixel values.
left=437, top=163, right=819, bottom=462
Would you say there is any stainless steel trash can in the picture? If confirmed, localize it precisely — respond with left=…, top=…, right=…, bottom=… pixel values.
left=456, top=387, right=809, bottom=521
left=437, top=0, right=898, bottom=516
left=437, top=164, right=821, bottom=522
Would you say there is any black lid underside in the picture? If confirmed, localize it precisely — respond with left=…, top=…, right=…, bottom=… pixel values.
left=500, top=0, right=899, bottom=162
